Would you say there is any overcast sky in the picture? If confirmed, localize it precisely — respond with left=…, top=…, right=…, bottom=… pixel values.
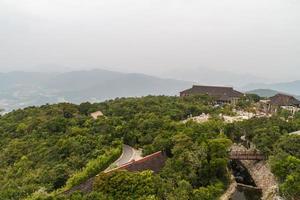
left=0, top=0, right=300, bottom=82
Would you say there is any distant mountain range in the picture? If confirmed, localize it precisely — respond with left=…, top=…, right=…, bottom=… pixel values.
left=243, top=80, right=300, bottom=95
left=247, top=89, right=300, bottom=100
left=243, top=81, right=300, bottom=99
left=161, top=67, right=268, bottom=86
left=1, top=68, right=300, bottom=112
left=246, top=89, right=281, bottom=98
left=0, top=69, right=192, bottom=111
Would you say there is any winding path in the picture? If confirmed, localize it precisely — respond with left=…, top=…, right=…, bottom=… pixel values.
left=104, top=144, right=142, bottom=172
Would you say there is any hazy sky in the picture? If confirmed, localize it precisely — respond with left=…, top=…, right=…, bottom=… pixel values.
left=0, top=0, right=300, bottom=81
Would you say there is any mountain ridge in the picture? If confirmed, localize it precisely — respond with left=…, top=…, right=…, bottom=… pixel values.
left=243, top=80, right=300, bottom=96
left=2, top=68, right=300, bottom=111
left=0, top=69, right=192, bottom=111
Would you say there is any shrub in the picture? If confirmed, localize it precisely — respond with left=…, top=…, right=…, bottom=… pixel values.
left=64, top=143, right=122, bottom=190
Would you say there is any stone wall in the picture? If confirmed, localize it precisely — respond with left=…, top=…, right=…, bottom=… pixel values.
left=240, top=160, right=281, bottom=200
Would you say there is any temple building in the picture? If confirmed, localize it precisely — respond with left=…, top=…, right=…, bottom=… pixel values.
left=180, top=85, right=244, bottom=104
left=259, top=93, right=300, bottom=114
left=269, top=93, right=300, bottom=107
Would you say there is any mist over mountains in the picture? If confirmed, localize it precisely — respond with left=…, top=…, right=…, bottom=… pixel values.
left=243, top=81, right=300, bottom=96
left=242, top=80, right=300, bottom=101
left=160, top=67, right=269, bottom=87
left=1, top=68, right=300, bottom=112
left=0, top=69, right=192, bottom=112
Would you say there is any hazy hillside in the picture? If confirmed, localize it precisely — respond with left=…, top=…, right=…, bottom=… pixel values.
left=0, top=71, right=54, bottom=86
left=43, top=69, right=125, bottom=92
left=3, top=69, right=300, bottom=112
left=59, top=73, right=192, bottom=103
left=161, top=67, right=268, bottom=86
left=246, top=89, right=279, bottom=98
left=0, top=69, right=192, bottom=111
left=243, top=80, right=300, bottom=96
left=246, top=89, right=300, bottom=100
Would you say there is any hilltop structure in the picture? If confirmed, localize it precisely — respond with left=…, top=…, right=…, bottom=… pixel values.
left=180, top=85, right=244, bottom=104
left=259, top=93, right=300, bottom=114
left=269, top=93, right=300, bottom=107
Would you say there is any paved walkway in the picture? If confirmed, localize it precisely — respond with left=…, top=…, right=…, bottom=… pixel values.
left=104, top=144, right=142, bottom=172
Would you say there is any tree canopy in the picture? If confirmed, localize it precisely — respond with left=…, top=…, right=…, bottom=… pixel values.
left=1, top=95, right=299, bottom=200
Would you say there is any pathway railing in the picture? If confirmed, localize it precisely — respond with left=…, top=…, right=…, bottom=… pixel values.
left=229, top=150, right=265, bottom=160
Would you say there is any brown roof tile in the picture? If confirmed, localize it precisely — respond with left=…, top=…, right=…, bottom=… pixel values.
left=269, top=93, right=300, bottom=106
left=180, top=85, right=243, bottom=100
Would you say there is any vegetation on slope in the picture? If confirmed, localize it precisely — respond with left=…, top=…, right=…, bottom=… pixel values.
left=2, top=94, right=299, bottom=200
left=0, top=103, right=122, bottom=200
left=1, top=95, right=233, bottom=200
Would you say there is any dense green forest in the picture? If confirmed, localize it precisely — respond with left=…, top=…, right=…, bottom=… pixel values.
left=0, top=95, right=299, bottom=199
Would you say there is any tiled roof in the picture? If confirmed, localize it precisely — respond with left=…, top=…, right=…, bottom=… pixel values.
left=107, top=151, right=167, bottom=174
left=180, top=85, right=243, bottom=100
left=269, top=93, right=300, bottom=106
left=63, top=151, right=167, bottom=196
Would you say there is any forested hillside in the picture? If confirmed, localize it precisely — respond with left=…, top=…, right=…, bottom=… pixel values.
left=1, top=95, right=299, bottom=200
left=0, top=103, right=123, bottom=199
left=0, top=95, right=232, bottom=200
